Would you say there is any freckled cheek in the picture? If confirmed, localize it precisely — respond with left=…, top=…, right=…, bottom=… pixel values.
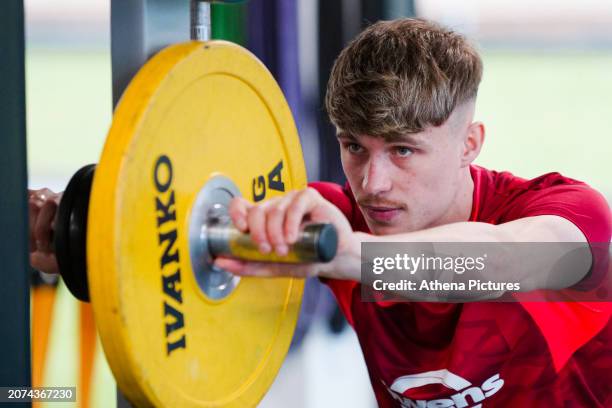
left=396, top=171, right=441, bottom=211
left=416, top=156, right=451, bottom=188
left=391, top=172, right=420, bottom=207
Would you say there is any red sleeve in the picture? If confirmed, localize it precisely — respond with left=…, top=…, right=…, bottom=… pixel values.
left=509, top=181, right=612, bottom=372
left=308, top=181, right=354, bottom=221
left=308, top=182, right=360, bottom=327
left=513, top=182, right=610, bottom=241
left=513, top=183, right=610, bottom=290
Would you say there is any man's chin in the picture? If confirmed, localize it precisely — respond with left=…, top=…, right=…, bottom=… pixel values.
left=367, top=222, right=415, bottom=236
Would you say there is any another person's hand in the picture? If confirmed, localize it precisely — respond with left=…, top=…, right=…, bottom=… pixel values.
left=29, top=188, right=61, bottom=274
left=214, top=188, right=360, bottom=281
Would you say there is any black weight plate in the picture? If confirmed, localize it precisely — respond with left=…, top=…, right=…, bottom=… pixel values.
left=55, top=164, right=96, bottom=302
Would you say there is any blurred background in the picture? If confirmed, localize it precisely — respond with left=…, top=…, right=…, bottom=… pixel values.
left=24, top=0, right=611, bottom=407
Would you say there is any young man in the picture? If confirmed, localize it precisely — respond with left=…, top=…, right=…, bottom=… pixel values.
left=30, top=18, right=610, bottom=407
left=213, top=19, right=611, bottom=407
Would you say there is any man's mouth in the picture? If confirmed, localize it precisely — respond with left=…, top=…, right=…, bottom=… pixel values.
left=362, top=205, right=404, bottom=223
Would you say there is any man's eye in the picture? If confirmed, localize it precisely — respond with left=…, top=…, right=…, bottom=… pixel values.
left=347, top=143, right=363, bottom=153
left=395, top=146, right=413, bottom=157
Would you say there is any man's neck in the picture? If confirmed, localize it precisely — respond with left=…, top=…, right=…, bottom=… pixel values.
left=431, top=167, right=475, bottom=228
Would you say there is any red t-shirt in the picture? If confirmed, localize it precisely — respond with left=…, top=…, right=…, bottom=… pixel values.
left=310, top=165, right=611, bottom=407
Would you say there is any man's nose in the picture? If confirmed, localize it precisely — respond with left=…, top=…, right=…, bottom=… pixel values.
left=362, top=157, right=392, bottom=195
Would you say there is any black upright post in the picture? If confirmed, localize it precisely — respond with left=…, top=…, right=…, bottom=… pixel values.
left=317, top=0, right=348, bottom=184
left=0, top=0, right=32, bottom=403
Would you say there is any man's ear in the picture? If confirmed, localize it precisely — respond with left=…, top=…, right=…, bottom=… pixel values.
left=461, top=121, right=485, bottom=167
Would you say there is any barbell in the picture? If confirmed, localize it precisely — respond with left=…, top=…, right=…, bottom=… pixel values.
left=49, top=40, right=338, bottom=407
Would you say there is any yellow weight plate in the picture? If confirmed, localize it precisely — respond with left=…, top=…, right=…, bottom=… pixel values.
left=87, top=41, right=306, bottom=407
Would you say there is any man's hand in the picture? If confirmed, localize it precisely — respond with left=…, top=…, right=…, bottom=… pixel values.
left=214, top=188, right=361, bottom=280
left=28, top=188, right=61, bottom=274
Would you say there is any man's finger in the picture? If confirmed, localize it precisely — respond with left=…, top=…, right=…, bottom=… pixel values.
left=246, top=204, right=271, bottom=253
left=34, top=199, right=57, bottom=252
left=228, top=197, right=251, bottom=232
left=28, top=201, right=40, bottom=251
left=214, top=258, right=246, bottom=274
left=284, top=188, right=320, bottom=244
left=265, top=194, right=296, bottom=255
left=215, top=258, right=317, bottom=278
left=30, top=252, right=59, bottom=275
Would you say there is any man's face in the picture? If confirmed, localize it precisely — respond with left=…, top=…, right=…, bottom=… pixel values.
left=338, top=104, right=476, bottom=235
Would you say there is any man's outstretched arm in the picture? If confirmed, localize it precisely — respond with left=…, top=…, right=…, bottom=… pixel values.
left=215, top=188, right=593, bottom=300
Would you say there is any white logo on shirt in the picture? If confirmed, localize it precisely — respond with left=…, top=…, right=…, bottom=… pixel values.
left=385, top=369, right=504, bottom=408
